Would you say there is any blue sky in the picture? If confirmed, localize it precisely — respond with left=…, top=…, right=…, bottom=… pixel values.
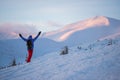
left=0, top=0, right=120, bottom=32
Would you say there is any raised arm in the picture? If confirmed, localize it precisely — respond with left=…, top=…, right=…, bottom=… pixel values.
left=19, top=34, right=27, bottom=41
left=33, top=31, right=41, bottom=41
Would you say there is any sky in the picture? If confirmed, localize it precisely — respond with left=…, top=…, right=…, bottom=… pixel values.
left=0, top=0, right=120, bottom=32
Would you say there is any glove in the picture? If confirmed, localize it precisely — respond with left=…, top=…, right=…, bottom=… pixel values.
left=38, top=31, right=41, bottom=35
left=19, top=34, right=22, bottom=37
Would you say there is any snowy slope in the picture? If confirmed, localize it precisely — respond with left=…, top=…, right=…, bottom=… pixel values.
left=0, top=33, right=120, bottom=80
left=0, top=38, right=63, bottom=67
left=43, top=16, right=120, bottom=44
left=0, top=39, right=26, bottom=67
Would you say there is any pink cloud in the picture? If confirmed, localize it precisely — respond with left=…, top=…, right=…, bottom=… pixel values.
left=0, top=23, right=38, bottom=39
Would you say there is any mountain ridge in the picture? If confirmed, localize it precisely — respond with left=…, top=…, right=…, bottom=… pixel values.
left=43, top=16, right=120, bottom=42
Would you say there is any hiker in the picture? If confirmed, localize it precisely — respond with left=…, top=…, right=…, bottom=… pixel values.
left=19, top=31, right=41, bottom=63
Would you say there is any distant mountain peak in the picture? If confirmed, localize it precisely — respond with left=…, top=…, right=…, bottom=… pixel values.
left=43, top=16, right=120, bottom=42
left=85, top=16, right=110, bottom=27
left=55, top=16, right=110, bottom=41
left=63, top=16, right=110, bottom=30
left=93, top=16, right=107, bottom=19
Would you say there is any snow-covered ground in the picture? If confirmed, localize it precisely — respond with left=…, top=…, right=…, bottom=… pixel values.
left=0, top=33, right=120, bottom=80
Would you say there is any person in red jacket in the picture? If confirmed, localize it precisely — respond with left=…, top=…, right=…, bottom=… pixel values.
left=19, top=31, right=41, bottom=63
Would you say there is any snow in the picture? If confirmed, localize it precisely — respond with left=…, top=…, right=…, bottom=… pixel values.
left=0, top=33, right=120, bottom=80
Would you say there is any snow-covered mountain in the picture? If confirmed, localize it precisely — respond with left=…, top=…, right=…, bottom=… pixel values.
left=43, top=16, right=120, bottom=45
left=0, top=16, right=120, bottom=73
left=0, top=32, right=120, bottom=80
